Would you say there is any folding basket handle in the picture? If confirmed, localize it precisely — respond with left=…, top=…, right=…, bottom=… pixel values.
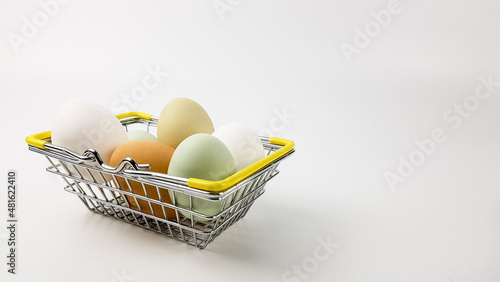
left=25, top=131, right=51, bottom=149
left=115, top=112, right=153, bottom=121
left=84, top=149, right=150, bottom=172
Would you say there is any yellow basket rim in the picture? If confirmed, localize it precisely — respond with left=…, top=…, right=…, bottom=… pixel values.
left=25, top=111, right=295, bottom=192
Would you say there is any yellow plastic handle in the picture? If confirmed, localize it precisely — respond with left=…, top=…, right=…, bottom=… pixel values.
left=25, top=112, right=152, bottom=150
left=25, top=131, right=51, bottom=149
left=187, top=137, right=295, bottom=192
left=115, top=112, right=152, bottom=120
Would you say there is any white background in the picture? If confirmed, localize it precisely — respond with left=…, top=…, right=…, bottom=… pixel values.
left=1, top=0, right=500, bottom=281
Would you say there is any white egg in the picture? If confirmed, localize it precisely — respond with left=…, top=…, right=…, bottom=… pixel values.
left=212, top=123, right=266, bottom=171
left=126, top=130, right=158, bottom=142
left=51, top=98, right=128, bottom=182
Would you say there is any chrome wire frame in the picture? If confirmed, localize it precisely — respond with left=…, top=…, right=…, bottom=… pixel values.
left=28, top=115, right=294, bottom=249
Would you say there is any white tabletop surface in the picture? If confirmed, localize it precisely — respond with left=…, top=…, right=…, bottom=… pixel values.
left=1, top=1, right=500, bottom=282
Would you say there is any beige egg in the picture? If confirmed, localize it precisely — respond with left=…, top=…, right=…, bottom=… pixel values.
left=157, top=97, right=214, bottom=148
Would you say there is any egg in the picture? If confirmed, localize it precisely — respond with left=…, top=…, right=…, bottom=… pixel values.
left=109, top=140, right=176, bottom=219
left=157, top=97, right=214, bottom=148
left=126, top=130, right=158, bottom=142
left=51, top=98, right=128, bottom=182
left=212, top=123, right=266, bottom=171
left=167, top=133, right=236, bottom=221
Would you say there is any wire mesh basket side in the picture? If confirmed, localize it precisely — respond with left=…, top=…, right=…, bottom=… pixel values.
left=28, top=114, right=294, bottom=249
left=43, top=152, right=283, bottom=248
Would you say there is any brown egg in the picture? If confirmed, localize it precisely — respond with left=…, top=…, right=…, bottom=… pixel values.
left=109, top=140, right=176, bottom=220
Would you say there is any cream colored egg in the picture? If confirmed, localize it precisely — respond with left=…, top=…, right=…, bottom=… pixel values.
left=157, top=97, right=214, bottom=148
left=51, top=98, right=128, bottom=182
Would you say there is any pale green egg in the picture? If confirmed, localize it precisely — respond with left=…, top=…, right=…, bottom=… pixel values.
left=168, top=133, right=236, bottom=222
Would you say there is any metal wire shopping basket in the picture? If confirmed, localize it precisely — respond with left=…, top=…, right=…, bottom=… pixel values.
left=25, top=112, right=295, bottom=249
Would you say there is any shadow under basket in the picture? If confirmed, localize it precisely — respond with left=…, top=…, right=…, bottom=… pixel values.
left=26, top=112, right=295, bottom=249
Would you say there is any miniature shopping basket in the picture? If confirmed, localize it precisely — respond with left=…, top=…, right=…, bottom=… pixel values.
left=25, top=112, right=295, bottom=249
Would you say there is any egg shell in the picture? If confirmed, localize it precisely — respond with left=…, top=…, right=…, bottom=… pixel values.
left=110, top=140, right=176, bottom=219
left=157, top=97, right=214, bottom=148
left=168, top=133, right=236, bottom=180
left=212, top=122, right=266, bottom=171
left=51, top=98, right=128, bottom=182
left=167, top=133, right=236, bottom=221
left=127, top=130, right=158, bottom=142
